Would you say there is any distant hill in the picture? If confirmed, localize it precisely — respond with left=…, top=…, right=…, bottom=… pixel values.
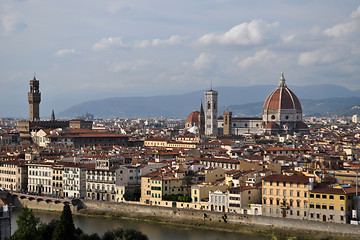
left=58, top=84, right=360, bottom=118
left=222, top=97, right=360, bottom=117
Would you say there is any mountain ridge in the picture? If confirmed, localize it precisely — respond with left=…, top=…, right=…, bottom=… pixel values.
left=58, top=84, right=360, bottom=118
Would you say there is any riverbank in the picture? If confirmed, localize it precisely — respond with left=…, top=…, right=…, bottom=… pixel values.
left=75, top=208, right=356, bottom=240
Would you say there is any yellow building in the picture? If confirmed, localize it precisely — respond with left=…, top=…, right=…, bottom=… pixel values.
left=309, top=184, right=356, bottom=224
left=262, top=174, right=310, bottom=219
left=140, top=172, right=185, bottom=206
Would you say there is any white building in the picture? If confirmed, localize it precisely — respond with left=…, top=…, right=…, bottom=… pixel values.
left=63, top=163, right=87, bottom=198
left=209, top=190, right=228, bottom=212
left=27, top=162, right=53, bottom=195
left=353, top=114, right=359, bottom=124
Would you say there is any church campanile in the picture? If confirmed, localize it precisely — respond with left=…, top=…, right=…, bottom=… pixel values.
left=28, top=75, right=41, bottom=122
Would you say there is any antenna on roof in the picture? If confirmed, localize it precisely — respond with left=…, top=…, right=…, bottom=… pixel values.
left=210, top=80, right=212, bottom=91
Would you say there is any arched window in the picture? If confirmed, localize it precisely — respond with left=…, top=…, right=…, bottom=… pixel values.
left=271, top=115, right=275, bottom=120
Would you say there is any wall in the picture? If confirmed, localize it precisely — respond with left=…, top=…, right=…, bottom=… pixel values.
left=13, top=196, right=360, bottom=237
left=81, top=199, right=360, bottom=236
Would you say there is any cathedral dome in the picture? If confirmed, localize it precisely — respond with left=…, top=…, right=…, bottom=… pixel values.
left=186, top=111, right=200, bottom=124
left=263, top=73, right=301, bottom=112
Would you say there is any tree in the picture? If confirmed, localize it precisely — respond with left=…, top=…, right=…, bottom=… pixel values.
left=11, top=207, right=40, bottom=240
left=38, top=219, right=59, bottom=240
left=52, top=204, right=75, bottom=240
left=102, top=228, right=148, bottom=240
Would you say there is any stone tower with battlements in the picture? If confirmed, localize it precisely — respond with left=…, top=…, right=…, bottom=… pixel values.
left=28, top=75, right=41, bottom=122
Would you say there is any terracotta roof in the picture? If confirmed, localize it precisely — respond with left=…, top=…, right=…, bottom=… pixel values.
left=263, top=75, right=301, bottom=112
left=310, top=185, right=357, bottom=195
left=265, top=122, right=279, bottom=130
left=186, top=111, right=200, bottom=123
left=262, top=174, right=310, bottom=183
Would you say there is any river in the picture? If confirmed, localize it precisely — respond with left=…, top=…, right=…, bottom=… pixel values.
left=11, top=208, right=266, bottom=240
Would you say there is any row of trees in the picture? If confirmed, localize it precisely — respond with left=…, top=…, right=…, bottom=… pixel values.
left=11, top=205, right=148, bottom=240
left=162, top=194, right=192, bottom=202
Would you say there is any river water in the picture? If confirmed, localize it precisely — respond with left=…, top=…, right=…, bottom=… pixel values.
left=11, top=208, right=266, bottom=240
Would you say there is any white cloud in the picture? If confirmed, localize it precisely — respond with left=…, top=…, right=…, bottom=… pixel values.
left=282, top=34, right=294, bottom=43
left=324, top=5, right=360, bottom=37
left=298, top=49, right=338, bottom=66
left=323, top=20, right=358, bottom=37
left=152, top=35, right=187, bottom=46
left=108, top=60, right=150, bottom=72
left=53, top=49, right=77, bottom=57
left=134, top=35, right=187, bottom=48
left=236, top=49, right=276, bottom=69
left=1, top=13, right=27, bottom=34
left=197, top=20, right=279, bottom=46
left=134, top=40, right=150, bottom=48
left=351, top=5, right=360, bottom=18
left=92, top=37, right=126, bottom=51
left=192, top=52, right=215, bottom=71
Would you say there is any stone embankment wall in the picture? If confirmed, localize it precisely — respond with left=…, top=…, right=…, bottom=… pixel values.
left=13, top=197, right=77, bottom=212
left=82, top=200, right=360, bottom=236
left=14, top=197, right=360, bottom=236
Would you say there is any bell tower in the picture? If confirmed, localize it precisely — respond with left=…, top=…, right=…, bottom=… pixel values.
left=205, top=89, right=218, bottom=135
left=28, top=75, right=41, bottom=122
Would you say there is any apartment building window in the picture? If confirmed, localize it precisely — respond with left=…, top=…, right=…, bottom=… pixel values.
left=309, top=203, right=314, bottom=208
left=263, top=189, right=267, bottom=195
left=304, top=192, right=307, bottom=198
left=340, top=196, right=345, bottom=200
left=329, top=195, right=334, bottom=199
left=322, top=195, right=327, bottom=199
left=276, top=189, right=280, bottom=196
left=283, top=182, right=286, bottom=187
left=316, top=194, right=320, bottom=199
left=289, top=199, right=293, bottom=207
left=290, top=182, right=293, bottom=187
left=283, top=190, right=286, bottom=197
left=290, top=190, right=293, bottom=197
left=297, top=183, right=300, bottom=188
left=310, top=213, right=314, bottom=219
left=322, top=204, right=327, bottom=209
left=297, top=211, right=300, bottom=216
left=276, top=181, right=279, bottom=186
left=270, top=189, right=273, bottom=195
left=304, top=211, right=307, bottom=217
left=304, top=201, right=308, bottom=208
left=310, top=194, right=314, bottom=198
left=270, top=181, right=273, bottom=186
left=263, top=181, right=266, bottom=186
left=341, top=205, right=344, bottom=211
left=316, top=204, right=320, bottom=209
left=297, top=191, right=300, bottom=197
left=270, top=198, right=273, bottom=205
left=263, top=198, right=267, bottom=204
left=329, top=204, right=334, bottom=210
left=276, top=199, right=280, bottom=206
left=297, top=200, right=301, bottom=208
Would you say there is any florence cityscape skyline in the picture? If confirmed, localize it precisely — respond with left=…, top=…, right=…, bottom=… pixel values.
left=0, top=1, right=360, bottom=118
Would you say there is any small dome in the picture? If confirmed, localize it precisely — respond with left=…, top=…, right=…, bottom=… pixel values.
left=265, top=122, right=279, bottom=130
left=263, top=73, right=302, bottom=112
left=186, top=111, right=200, bottom=123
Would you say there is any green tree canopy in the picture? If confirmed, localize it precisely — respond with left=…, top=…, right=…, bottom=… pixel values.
left=11, top=207, right=40, bottom=240
left=52, top=204, right=76, bottom=240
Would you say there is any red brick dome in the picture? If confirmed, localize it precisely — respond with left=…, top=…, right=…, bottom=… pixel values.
left=263, top=73, right=302, bottom=112
left=186, top=111, right=199, bottom=123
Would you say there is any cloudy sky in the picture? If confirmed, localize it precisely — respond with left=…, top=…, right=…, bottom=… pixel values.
left=1, top=0, right=360, bottom=118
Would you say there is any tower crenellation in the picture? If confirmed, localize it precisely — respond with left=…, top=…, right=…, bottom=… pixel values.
left=28, top=75, right=41, bottom=122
